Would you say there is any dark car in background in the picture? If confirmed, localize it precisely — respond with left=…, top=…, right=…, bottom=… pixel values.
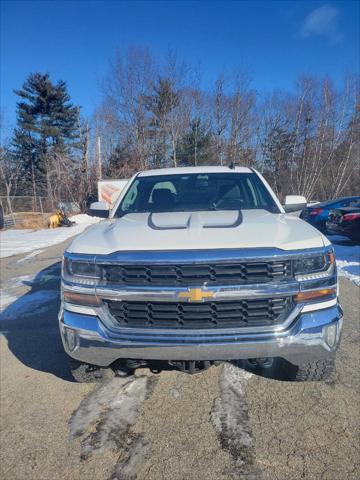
left=326, top=199, right=360, bottom=241
left=0, top=205, right=3, bottom=230
left=300, top=196, right=360, bottom=234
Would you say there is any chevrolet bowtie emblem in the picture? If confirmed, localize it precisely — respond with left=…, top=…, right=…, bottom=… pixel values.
left=178, top=288, right=214, bottom=302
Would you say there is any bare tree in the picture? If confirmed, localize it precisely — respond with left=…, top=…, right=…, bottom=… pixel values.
left=259, top=75, right=359, bottom=200
left=227, top=71, right=256, bottom=165
left=94, top=47, right=359, bottom=201
left=0, top=142, right=21, bottom=218
left=321, top=77, right=359, bottom=198
left=101, top=47, right=156, bottom=170
left=162, top=52, right=192, bottom=167
left=212, top=74, right=229, bottom=165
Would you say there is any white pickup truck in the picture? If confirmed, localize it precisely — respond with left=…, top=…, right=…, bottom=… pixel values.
left=59, top=166, right=342, bottom=381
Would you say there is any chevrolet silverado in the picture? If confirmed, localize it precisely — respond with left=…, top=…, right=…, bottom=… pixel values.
left=59, top=166, right=342, bottom=381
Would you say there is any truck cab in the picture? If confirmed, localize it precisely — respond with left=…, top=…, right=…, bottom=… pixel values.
left=59, top=166, right=342, bottom=381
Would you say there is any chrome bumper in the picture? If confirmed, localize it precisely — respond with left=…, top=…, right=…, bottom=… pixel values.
left=59, top=303, right=343, bottom=367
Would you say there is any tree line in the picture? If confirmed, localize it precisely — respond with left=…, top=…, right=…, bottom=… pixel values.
left=1, top=46, right=359, bottom=211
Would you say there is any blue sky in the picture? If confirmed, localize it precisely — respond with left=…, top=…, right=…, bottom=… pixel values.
left=1, top=0, right=359, bottom=132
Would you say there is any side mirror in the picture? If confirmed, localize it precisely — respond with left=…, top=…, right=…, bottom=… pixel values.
left=88, top=201, right=109, bottom=218
left=284, top=195, right=307, bottom=213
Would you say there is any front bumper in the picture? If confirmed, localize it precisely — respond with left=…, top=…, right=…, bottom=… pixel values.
left=59, top=303, right=343, bottom=367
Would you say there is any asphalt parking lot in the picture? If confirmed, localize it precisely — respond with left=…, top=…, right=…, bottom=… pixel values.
left=0, top=240, right=359, bottom=480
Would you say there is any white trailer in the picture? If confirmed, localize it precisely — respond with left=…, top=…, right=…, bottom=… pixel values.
left=97, top=179, right=129, bottom=208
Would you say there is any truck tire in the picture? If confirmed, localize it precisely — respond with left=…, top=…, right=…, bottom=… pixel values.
left=244, top=357, right=335, bottom=382
left=287, top=357, right=335, bottom=382
left=69, top=358, right=114, bottom=383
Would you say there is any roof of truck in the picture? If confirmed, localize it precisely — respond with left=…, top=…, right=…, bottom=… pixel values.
left=138, top=166, right=253, bottom=177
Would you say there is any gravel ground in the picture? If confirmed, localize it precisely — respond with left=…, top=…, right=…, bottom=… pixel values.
left=0, top=240, right=359, bottom=480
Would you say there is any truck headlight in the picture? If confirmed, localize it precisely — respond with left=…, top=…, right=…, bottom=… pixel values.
left=294, top=251, right=335, bottom=281
left=63, top=257, right=101, bottom=285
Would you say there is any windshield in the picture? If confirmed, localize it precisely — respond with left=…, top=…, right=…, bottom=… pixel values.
left=114, top=172, right=280, bottom=217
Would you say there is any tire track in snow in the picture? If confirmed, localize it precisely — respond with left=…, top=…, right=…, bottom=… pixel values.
left=211, top=363, right=261, bottom=479
left=69, top=375, right=157, bottom=479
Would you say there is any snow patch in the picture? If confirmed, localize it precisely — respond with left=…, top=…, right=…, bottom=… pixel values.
left=0, top=274, right=36, bottom=312
left=0, top=292, right=18, bottom=310
left=0, top=214, right=101, bottom=258
left=336, top=261, right=360, bottom=286
left=13, top=274, right=38, bottom=286
left=69, top=213, right=102, bottom=224
left=69, top=376, right=152, bottom=460
left=112, top=436, right=149, bottom=480
left=16, top=250, right=44, bottom=263
left=329, top=235, right=360, bottom=286
left=0, top=265, right=60, bottom=314
left=211, top=363, right=257, bottom=476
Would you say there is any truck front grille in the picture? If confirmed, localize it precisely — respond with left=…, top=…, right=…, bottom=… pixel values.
left=105, top=297, right=293, bottom=329
left=101, top=261, right=292, bottom=286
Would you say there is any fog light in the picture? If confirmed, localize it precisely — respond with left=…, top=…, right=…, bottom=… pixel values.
left=65, top=327, right=77, bottom=352
left=324, top=323, right=337, bottom=348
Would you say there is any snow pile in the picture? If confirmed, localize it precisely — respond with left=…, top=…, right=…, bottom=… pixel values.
left=0, top=214, right=101, bottom=259
left=69, top=213, right=102, bottom=224
left=330, top=236, right=360, bottom=286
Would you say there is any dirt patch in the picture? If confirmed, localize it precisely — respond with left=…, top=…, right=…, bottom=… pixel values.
left=132, top=366, right=232, bottom=480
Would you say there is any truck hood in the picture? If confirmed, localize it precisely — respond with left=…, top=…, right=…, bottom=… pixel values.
left=67, top=210, right=328, bottom=255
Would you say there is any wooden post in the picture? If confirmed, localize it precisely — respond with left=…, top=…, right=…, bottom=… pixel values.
left=97, top=135, right=102, bottom=179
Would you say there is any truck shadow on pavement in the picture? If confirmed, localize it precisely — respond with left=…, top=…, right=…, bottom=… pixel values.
left=0, top=262, right=74, bottom=381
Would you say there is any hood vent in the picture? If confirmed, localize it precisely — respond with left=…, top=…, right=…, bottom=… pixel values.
left=148, top=210, right=242, bottom=231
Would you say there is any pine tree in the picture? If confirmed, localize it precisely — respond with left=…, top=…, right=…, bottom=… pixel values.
left=13, top=73, right=80, bottom=195
left=177, top=119, right=211, bottom=166
left=262, top=127, right=296, bottom=198
left=144, top=78, right=180, bottom=167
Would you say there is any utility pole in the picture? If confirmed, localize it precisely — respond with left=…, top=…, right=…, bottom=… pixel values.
left=85, top=124, right=90, bottom=180
left=97, top=135, right=102, bottom=179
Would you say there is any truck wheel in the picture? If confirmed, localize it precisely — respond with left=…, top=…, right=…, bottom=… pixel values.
left=69, top=358, right=114, bottom=383
left=244, top=357, right=335, bottom=382
left=287, top=357, right=335, bottom=382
